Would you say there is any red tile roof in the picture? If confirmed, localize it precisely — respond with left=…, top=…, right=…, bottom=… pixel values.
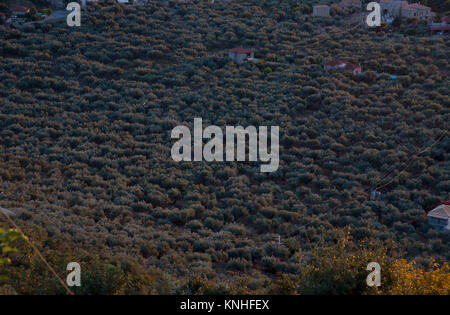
left=229, top=47, right=253, bottom=54
left=324, top=59, right=345, bottom=67
left=324, top=60, right=361, bottom=74
left=406, top=3, right=431, bottom=10
left=314, top=5, right=329, bottom=8
left=430, top=26, right=450, bottom=31
left=443, top=201, right=450, bottom=206
left=12, top=7, right=29, bottom=12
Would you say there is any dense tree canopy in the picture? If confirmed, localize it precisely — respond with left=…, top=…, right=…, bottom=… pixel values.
left=0, top=0, right=448, bottom=294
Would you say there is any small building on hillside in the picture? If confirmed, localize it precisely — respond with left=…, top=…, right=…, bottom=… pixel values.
left=228, top=47, right=254, bottom=65
left=323, top=59, right=362, bottom=75
left=324, top=59, right=347, bottom=70
left=370, top=190, right=385, bottom=200
left=402, top=2, right=434, bottom=20
left=430, top=16, right=450, bottom=34
left=313, top=5, right=330, bottom=17
left=12, top=7, right=29, bottom=16
left=380, top=0, right=434, bottom=21
left=427, top=202, right=450, bottom=231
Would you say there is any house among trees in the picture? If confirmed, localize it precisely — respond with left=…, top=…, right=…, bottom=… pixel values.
left=380, top=0, right=434, bottom=21
left=427, top=202, right=450, bottom=231
left=370, top=190, right=385, bottom=200
left=313, top=5, right=330, bottom=17
left=402, top=3, right=434, bottom=20
left=228, top=47, right=255, bottom=65
left=12, top=7, right=29, bottom=16
left=430, top=16, right=450, bottom=35
left=323, top=59, right=362, bottom=76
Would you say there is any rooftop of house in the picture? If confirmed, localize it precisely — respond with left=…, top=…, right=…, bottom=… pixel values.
left=403, top=2, right=432, bottom=10
left=12, top=7, right=29, bottom=12
left=430, top=25, right=450, bottom=31
left=324, top=60, right=361, bottom=73
left=324, top=59, right=344, bottom=66
left=229, top=47, right=254, bottom=54
left=428, top=204, right=450, bottom=220
left=314, top=5, right=330, bottom=8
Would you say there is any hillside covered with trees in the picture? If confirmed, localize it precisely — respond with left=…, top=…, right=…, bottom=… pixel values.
left=0, top=0, right=449, bottom=294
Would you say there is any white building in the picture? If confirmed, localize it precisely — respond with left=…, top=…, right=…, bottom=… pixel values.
left=380, top=0, right=434, bottom=21
left=313, top=5, right=330, bottom=17
left=427, top=202, right=450, bottom=231
left=228, top=48, right=255, bottom=65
